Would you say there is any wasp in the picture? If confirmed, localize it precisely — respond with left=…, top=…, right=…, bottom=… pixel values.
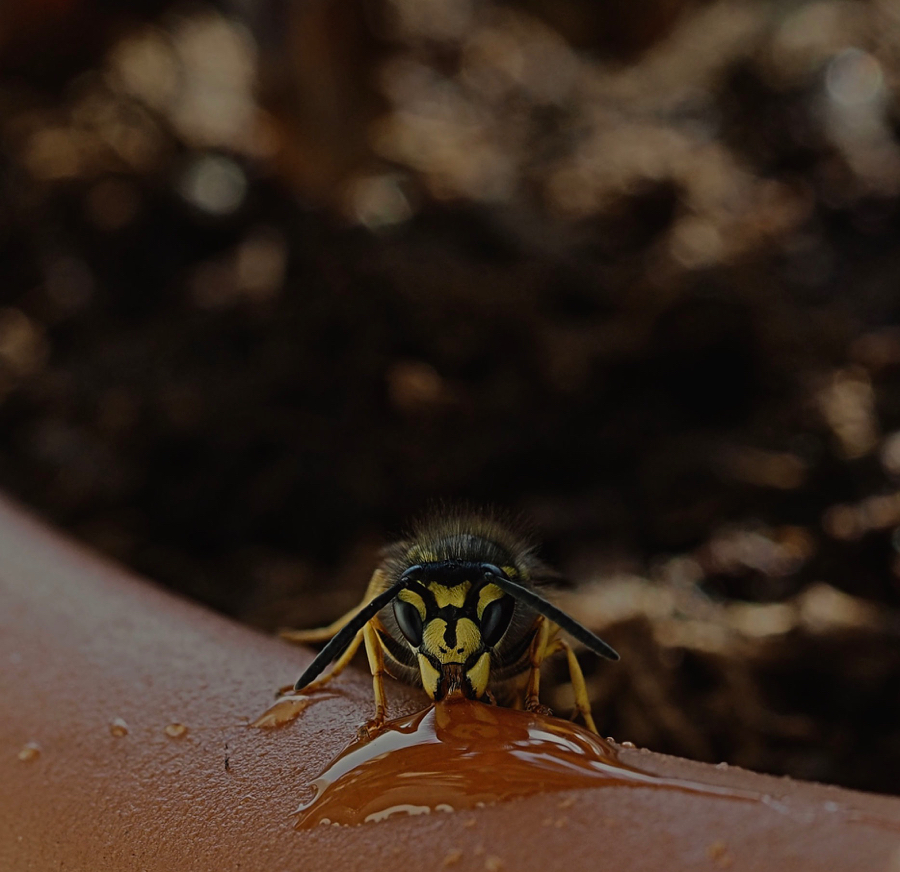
left=281, top=512, right=618, bottom=733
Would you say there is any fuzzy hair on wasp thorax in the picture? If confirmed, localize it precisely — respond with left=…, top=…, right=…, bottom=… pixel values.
left=280, top=510, right=619, bottom=734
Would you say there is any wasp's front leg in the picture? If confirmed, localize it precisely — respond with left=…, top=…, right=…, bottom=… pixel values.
left=357, top=620, right=389, bottom=740
left=523, top=616, right=554, bottom=717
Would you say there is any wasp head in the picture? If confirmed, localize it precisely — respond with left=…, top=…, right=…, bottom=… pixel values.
left=391, top=561, right=516, bottom=700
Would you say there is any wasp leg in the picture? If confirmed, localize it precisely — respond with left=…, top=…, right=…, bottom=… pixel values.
left=358, top=620, right=389, bottom=739
left=276, top=625, right=366, bottom=696
left=548, top=637, right=598, bottom=734
left=523, top=616, right=554, bottom=716
left=280, top=569, right=386, bottom=644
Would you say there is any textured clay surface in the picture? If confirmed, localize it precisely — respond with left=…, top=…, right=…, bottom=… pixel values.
left=2, top=496, right=900, bottom=872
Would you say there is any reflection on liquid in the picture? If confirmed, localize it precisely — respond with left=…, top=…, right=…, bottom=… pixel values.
left=294, top=699, right=766, bottom=829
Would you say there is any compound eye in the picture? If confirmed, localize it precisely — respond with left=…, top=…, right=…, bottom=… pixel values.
left=481, top=596, right=515, bottom=648
left=393, top=599, right=423, bottom=647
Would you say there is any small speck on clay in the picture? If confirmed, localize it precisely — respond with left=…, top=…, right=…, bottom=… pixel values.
left=706, top=840, right=734, bottom=868
left=17, top=742, right=40, bottom=762
left=442, top=849, right=463, bottom=867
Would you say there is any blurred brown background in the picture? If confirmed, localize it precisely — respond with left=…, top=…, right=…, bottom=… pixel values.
left=4, top=0, right=900, bottom=795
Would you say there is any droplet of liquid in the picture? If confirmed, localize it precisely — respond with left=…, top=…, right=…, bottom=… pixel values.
left=252, top=694, right=318, bottom=728
left=110, top=718, right=129, bottom=737
left=17, top=742, right=41, bottom=762
left=165, top=723, right=188, bottom=738
left=295, top=699, right=794, bottom=830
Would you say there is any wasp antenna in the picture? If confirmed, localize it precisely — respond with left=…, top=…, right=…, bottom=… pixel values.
left=486, top=574, right=620, bottom=661
left=293, top=582, right=408, bottom=691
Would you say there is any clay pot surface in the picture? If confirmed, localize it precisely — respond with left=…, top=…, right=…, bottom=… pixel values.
left=2, top=495, right=899, bottom=872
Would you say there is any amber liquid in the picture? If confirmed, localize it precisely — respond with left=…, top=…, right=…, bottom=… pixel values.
left=293, top=699, right=767, bottom=829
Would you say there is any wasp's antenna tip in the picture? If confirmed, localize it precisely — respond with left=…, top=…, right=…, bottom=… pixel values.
left=588, top=638, right=619, bottom=661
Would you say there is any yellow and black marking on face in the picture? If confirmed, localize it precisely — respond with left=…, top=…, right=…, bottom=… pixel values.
left=385, top=560, right=517, bottom=700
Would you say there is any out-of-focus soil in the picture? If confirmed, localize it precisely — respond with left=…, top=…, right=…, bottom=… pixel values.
left=4, top=0, right=900, bottom=794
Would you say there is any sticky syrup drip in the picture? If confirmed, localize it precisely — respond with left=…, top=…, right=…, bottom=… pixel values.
left=294, top=699, right=771, bottom=829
